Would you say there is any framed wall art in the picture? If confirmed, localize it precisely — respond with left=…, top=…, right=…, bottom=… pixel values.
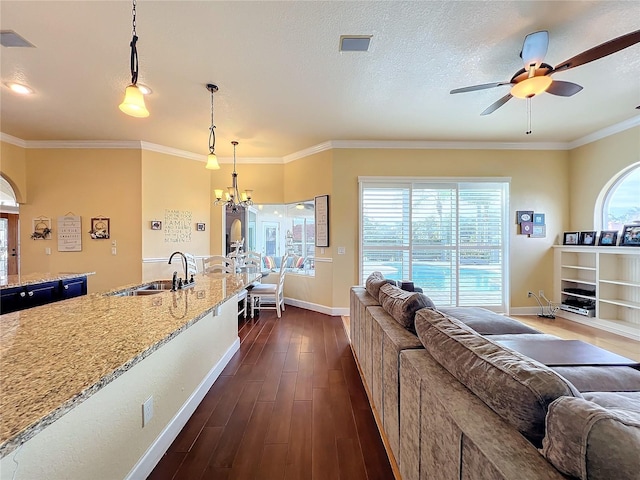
left=151, top=220, right=162, bottom=230
left=31, top=217, right=52, bottom=240
left=315, top=194, right=329, bottom=247
left=196, top=223, right=206, bottom=232
left=89, top=217, right=110, bottom=239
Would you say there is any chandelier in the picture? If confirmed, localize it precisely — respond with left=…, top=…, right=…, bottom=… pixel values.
left=214, top=141, right=253, bottom=212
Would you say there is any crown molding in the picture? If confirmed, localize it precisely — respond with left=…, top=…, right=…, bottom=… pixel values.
left=2, top=115, right=638, bottom=162
left=282, top=141, right=333, bottom=163
left=27, top=140, right=141, bottom=149
left=327, top=139, right=569, bottom=151
left=568, top=115, right=640, bottom=149
left=0, top=133, right=26, bottom=148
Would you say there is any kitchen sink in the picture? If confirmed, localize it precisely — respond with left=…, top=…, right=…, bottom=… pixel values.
left=137, top=280, right=175, bottom=291
left=107, top=279, right=175, bottom=297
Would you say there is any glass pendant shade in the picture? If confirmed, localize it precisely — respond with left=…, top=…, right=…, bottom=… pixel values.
left=510, top=76, right=552, bottom=99
left=206, top=153, right=220, bottom=170
left=119, top=85, right=149, bottom=118
left=214, top=189, right=224, bottom=200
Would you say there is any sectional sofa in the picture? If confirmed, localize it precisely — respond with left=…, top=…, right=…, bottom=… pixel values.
left=350, top=272, right=640, bottom=480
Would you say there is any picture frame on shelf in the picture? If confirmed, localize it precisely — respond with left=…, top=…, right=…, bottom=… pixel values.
left=579, top=231, right=596, bottom=246
left=620, top=224, right=640, bottom=247
left=151, top=220, right=162, bottom=230
left=598, top=230, right=618, bottom=246
left=563, top=231, right=579, bottom=245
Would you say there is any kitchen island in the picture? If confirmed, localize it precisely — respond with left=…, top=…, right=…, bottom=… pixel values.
left=0, top=271, right=259, bottom=480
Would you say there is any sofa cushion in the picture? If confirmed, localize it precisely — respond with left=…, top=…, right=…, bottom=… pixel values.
left=438, top=306, right=541, bottom=335
left=414, top=308, right=582, bottom=445
left=365, top=271, right=396, bottom=301
left=583, top=391, right=640, bottom=412
left=379, top=283, right=435, bottom=332
left=552, top=366, right=640, bottom=392
left=542, top=395, right=640, bottom=480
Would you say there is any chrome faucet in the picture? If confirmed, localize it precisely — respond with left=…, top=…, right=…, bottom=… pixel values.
left=168, top=251, right=187, bottom=290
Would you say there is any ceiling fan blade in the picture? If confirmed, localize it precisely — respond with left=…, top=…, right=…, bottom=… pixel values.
left=521, top=30, right=549, bottom=69
left=545, top=80, right=583, bottom=97
left=553, top=29, right=640, bottom=73
left=450, top=82, right=511, bottom=94
left=480, top=94, right=513, bottom=116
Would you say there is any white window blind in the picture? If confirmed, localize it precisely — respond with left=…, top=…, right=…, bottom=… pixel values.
left=360, top=179, right=509, bottom=310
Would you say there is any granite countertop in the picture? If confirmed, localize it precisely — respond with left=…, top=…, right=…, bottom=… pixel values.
left=0, top=272, right=95, bottom=290
left=0, top=271, right=259, bottom=458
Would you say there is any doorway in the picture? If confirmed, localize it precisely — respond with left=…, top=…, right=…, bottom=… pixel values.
left=0, top=213, right=19, bottom=277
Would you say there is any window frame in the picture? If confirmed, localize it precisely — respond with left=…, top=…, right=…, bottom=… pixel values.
left=596, top=162, right=640, bottom=231
left=359, top=176, right=510, bottom=312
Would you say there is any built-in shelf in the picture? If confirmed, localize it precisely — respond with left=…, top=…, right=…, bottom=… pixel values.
left=554, top=246, right=640, bottom=341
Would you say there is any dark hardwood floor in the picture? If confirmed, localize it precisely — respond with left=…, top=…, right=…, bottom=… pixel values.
left=148, top=306, right=394, bottom=480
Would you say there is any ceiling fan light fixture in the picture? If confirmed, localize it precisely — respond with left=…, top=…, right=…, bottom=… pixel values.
left=510, top=76, right=552, bottom=99
left=119, top=84, right=149, bottom=117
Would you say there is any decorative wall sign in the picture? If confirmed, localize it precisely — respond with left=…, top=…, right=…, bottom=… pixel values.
left=516, top=210, right=534, bottom=224
left=533, top=213, right=545, bottom=225
left=530, top=225, right=546, bottom=238
left=315, top=195, right=329, bottom=247
left=520, top=222, right=533, bottom=235
left=89, top=217, right=110, bottom=239
left=164, top=209, right=192, bottom=243
left=58, top=215, right=82, bottom=251
left=31, top=217, right=52, bottom=240
left=151, top=220, right=162, bottom=230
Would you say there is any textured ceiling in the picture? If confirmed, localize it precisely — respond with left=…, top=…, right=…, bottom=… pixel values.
left=1, top=1, right=639, bottom=159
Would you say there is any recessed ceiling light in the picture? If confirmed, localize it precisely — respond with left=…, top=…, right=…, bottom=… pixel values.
left=137, top=84, right=153, bottom=95
left=339, top=35, right=372, bottom=52
left=4, top=82, right=34, bottom=95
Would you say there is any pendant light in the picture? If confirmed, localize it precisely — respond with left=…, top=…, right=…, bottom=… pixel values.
left=205, top=84, right=220, bottom=170
left=119, top=0, right=149, bottom=118
left=214, top=141, right=253, bottom=212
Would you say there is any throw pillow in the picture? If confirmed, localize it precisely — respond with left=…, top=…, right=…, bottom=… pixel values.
left=378, top=283, right=435, bottom=332
left=263, top=256, right=275, bottom=270
left=365, top=271, right=395, bottom=301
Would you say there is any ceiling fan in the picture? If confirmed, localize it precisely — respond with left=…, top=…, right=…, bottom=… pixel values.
left=450, top=29, right=640, bottom=116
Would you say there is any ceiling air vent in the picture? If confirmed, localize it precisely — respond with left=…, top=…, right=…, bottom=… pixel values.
left=1, top=30, right=35, bottom=48
left=339, top=35, right=372, bottom=52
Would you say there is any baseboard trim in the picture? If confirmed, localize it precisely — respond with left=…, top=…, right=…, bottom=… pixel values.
left=284, top=298, right=349, bottom=316
left=510, top=306, right=546, bottom=316
left=125, top=337, right=240, bottom=480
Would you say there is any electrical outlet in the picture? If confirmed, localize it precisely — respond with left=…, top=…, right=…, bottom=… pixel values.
left=527, top=291, right=533, bottom=297
left=142, top=396, right=153, bottom=427
left=539, top=290, right=544, bottom=298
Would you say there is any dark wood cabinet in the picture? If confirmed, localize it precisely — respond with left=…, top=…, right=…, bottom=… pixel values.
left=0, top=276, right=88, bottom=315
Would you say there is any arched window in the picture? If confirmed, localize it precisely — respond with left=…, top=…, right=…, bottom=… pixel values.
left=0, top=176, right=18, bottom=207
left=601, top=164, right=640, bottom=231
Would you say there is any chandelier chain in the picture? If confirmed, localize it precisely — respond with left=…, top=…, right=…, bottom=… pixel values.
left=132, top=0, right=137, bottom=37
left=209, top=88, right=216, bottom=154
left=129, top=0, right=139, bottom=85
